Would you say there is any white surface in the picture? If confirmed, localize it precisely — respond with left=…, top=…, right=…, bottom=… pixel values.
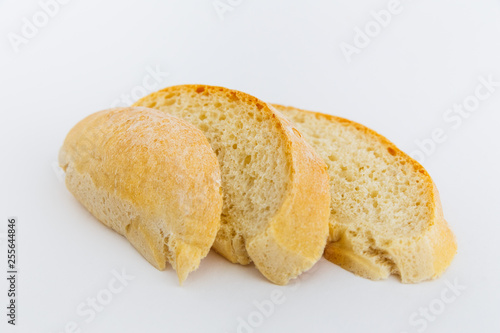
left=1, top=0, right=500, bottom=332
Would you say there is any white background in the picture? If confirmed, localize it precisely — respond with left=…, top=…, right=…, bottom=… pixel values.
left=1, top=0, right=500, bottom=332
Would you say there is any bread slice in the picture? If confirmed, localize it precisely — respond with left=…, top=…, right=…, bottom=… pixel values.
left=273, top=105, right=457, bottom=283
left=133, top=85, right=330, bottom=285
left=59, top=107, right=223, bottom=284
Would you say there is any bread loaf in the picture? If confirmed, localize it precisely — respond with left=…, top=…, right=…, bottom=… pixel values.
left=59, top=107, right=223, bottom=284
left=133, top=85, right=330, bottom=285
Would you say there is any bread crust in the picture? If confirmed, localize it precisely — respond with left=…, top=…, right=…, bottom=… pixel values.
left=248, top=105, right=331, bottom=285
left=273, top=104, right=457, bottom=283
left=134, top=86, right=331, bottom=285
left=59, top=107, right=223, bottom=284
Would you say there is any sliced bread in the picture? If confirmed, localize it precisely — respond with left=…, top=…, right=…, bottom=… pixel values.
left=133, top=85, right=330, bottom=285
left=273, top=104, right=457, bottom=283
left=59, top=107, right=223, bottom=283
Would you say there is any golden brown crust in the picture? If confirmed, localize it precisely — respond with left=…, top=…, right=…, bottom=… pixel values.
left=273, top=104, right=457, bottom=283
left=59, top=107, right=223, bottom=284
left=134, top=86, right=330, bottom=285
left=247, top=106, right=330, bottom=285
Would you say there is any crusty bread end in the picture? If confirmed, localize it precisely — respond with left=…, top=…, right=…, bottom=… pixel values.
left=59, top=107, right=223, bottom=284
left=273, top=104, right=457, bottom=283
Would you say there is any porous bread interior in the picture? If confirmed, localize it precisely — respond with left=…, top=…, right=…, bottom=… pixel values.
left=135, top=87, right=291, bottom=264
left=277, top=107, right=433, bottom=275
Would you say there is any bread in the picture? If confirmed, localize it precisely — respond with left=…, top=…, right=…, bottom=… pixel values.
left=273, top=105, right=457, bottom=283
left=59, top=107, right=223, bottom=284
left=133, top=85, right=330, bottom=285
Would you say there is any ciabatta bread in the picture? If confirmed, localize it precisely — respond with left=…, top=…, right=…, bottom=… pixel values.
left=133, top=85, right=330, bottom=285
left=273, top=104, right=457, bottom=283
left=59, top=107, right=223, bottom=284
